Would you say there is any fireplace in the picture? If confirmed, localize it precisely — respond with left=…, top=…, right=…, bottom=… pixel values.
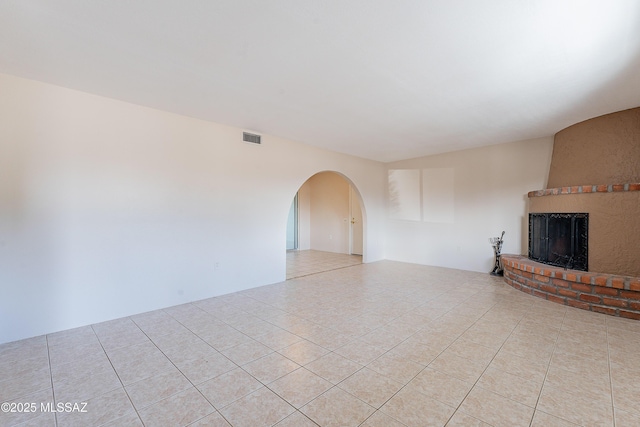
left=503, top=107, right=639, bottom=319
left=528, top=213, right=588, bottom=271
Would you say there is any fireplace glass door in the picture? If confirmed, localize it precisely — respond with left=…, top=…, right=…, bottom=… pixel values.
left=528, top=213, right=588, bottom=271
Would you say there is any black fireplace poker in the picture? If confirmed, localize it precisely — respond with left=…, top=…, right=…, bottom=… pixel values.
left=490, top=231, right=505, bottom=276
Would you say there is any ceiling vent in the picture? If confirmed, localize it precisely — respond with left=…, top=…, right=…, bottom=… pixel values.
left=243, top=132, right=261, bottom=144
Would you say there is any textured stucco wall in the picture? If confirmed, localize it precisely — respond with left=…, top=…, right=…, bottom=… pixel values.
left=530, top=192, right=640, bottom=277
left=548, top=107, right=640, bottom=188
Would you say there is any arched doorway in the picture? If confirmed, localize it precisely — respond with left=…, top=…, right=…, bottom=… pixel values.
left=286, top=172, right=364, bottom=279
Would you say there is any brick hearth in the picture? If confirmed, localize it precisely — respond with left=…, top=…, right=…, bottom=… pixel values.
left=502, top=254, right=640, bottom=320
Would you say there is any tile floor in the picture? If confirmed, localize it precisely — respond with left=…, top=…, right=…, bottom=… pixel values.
left=1, top=258, right=640, bottom=427
left=286, top=250, right=362, bottom=279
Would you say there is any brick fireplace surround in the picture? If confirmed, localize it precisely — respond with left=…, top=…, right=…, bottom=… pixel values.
left=503, top=107, right=640, bottom=319
left=502, top=254, right=640, bottom=320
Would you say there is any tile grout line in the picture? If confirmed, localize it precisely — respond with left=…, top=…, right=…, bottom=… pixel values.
left=356, top=291, right=505, bottom=426
left=438, top=298, right=527, bottom=426
left=45, top=335, right=58, bottom=427
left=164, top=298, right=334, bottom=426
left=140, top=305, right=238, bottom=427
left=241, top=272, right=427, bottom=425
left=374, top=287, right=496, bottom=424
left=606, top=318, right=616, bottom=427
left=528, top=309, right=567, bottom=426
left=286, top=261, right=364, bottom=280
left=90, top=323, right=148, bottom=427
left=180, top=294, right=313, bottom=424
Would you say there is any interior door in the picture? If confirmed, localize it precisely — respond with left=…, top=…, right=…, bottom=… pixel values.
left=349, top=186, right=363, bottom=255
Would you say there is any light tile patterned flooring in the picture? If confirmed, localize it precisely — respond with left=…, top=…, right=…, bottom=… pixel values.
left=2, top=258, right=640, bottom=426
left=286, top=250, right=362, bottom=279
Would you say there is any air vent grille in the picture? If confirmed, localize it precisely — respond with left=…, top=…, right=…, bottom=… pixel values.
left=243, top=132, right=261, bottom=144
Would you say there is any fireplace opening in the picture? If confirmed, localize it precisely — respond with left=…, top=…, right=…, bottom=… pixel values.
left=528, top=213, right=588, bottom=271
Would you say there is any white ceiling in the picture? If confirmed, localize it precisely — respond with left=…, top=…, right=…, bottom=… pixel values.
left=1, top=1, right=639, bottom=162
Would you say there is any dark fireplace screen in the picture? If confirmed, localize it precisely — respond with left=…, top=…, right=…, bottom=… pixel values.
left=529, top=213, right=588, bottom=271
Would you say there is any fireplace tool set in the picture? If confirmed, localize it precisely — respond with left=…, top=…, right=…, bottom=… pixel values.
left=489, top=231, right=505, bottom=276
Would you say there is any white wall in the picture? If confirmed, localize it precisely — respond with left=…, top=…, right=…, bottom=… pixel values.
left=0, top=73, right=387, bottom=344
left=385, top=138, right=554, bottom=273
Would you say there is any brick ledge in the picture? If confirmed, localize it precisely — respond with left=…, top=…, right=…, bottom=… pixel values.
left=528, top=182, right=640, bottom=198
left=501, top=254, right=640, bottom=320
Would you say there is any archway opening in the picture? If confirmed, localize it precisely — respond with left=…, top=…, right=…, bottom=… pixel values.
left=286, top=171, right=364, bottom=279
